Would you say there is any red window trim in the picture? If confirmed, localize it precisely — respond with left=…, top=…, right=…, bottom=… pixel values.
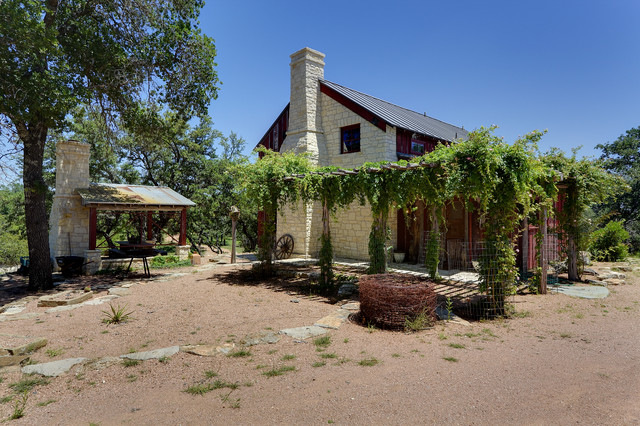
left=410, top=139, right=426, bottom=155
left=340, top=124, right=361, bottom=154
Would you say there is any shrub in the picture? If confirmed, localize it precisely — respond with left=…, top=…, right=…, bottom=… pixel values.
left=0, top=233, right=28, bottom=265
left=149, top=255, right=190, bottom=268
left=590, top=220, right=629, bottom=261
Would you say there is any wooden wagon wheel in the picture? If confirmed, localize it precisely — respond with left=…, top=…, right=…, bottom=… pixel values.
left=274, top=234, right=294, bottom=260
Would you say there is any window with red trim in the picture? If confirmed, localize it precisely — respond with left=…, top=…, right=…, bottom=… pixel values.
left=410, top=140, right=426, bottom=155
left=341, top=124, right=360, bottom=154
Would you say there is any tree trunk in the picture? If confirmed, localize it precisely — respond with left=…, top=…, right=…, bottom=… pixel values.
left=22, top=124, right=53, bottom=291
left=567, top=234, right=579, bottom=281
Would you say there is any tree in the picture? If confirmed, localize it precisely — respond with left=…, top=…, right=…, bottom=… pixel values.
left=542, top=149, right=626, bottom=280
left=0, top=0, right=219, bottom=290
left=596, top=126, right=640, bottom=252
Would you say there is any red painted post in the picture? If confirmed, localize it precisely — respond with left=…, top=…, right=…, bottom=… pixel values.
left=89, top=207, right=97, bottom=250
left=179, top=208, right=187, bottom=246
left=146, top=211, right=153, bottom=241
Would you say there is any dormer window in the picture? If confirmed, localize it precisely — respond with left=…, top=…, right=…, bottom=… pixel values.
left=410, top=140, right=426, bottom=156
left=341, top=124, right=360, bottom=154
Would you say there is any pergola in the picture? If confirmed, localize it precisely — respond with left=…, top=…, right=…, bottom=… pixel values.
left=76, top=183, right=195, bottom=250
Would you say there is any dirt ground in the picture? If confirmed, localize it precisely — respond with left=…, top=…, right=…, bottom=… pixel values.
left=1, top=260, right=639, bottom=425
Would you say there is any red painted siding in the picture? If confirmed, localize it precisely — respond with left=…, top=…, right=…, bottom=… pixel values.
left=396, top=129, right=440, bottom=158
left=258, top=104, right=289, bottom=154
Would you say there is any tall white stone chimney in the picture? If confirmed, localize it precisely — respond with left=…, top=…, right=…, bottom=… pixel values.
left=281, top=47, right=326, bottom=165
left=48, top=140, right=91, bottom=260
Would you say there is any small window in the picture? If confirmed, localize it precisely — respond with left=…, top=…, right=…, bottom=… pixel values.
left=411, top=140, right=425, bottom=156
left=341, top=124, right=360, bottom=154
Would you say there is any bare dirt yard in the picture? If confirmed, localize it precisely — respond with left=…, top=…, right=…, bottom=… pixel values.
left=1, top=259, right=639, bottom=425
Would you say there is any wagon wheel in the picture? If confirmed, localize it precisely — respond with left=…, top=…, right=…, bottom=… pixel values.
left=274, top=234, right=294, bottom=260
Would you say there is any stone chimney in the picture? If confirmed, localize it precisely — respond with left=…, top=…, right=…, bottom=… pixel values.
left=48, top=140, right=91, bottom=260
left=282, top=47, right=326, bottom=165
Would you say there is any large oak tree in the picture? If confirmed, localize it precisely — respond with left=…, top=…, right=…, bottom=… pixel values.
left=0, top=0, right=219, bottom=290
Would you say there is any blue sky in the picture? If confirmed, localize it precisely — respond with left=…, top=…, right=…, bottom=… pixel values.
left=201, top=0, right=640, bottom=159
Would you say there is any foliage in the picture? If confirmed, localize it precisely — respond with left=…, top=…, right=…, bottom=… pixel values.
left=543, top=148, right=626, bottom=279
left=424, top=231, right=441, bottom=280
left=0, top=0, right=220, bottom=291
left=149, top=255, right=191, bottom=269
left=237, top=147, right=312, bottom=276
left=590, top=220, right=629, bottom=261
left=0, top=183, right=28, bottom=265
left=404, top=310, right=434, bottom=332
left=102, top=303, right=134, bottom=325
left=596, top=126, right=640, bottom=252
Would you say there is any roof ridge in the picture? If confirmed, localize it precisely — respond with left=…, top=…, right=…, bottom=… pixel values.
left=321, top=79, right=466, bottom=132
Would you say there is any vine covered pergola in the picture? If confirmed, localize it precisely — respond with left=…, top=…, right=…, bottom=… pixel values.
left=243, top=127, right=623, bottom=317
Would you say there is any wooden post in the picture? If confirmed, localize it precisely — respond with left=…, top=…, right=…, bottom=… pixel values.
left=540, top=207, right=548, bottom=294
left=89, top=207, right=97, bottom=250
left=179, top=208, right=187, bottom=246
left=522, top=216, right=529, bottom=273
left=230, top=206, right=240, bottom=264
left=146, top=212, right=153, bottom=241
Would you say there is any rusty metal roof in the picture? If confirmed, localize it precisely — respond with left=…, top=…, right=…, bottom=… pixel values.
left=77, top=183, right=195, bottom=209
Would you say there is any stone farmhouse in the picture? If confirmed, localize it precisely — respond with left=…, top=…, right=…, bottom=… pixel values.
left=258, top=47, right=484, bottom=265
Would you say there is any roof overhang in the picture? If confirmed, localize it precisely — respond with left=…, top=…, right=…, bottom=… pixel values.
left=76, top=183, right=195, bottom=211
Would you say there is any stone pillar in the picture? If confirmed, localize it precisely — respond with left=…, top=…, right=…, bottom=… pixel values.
left=49, top=140, right=91, bottom=267
left=84, top=249, right=102, bottom=275
left=176, top=245, right=190, bottom=260
left=281, top=47, right=326, bottom=166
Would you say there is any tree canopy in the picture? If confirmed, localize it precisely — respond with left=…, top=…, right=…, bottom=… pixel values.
left=0, top=0, right=219, bottom=290
left=596, top=126, right=640, bottom=252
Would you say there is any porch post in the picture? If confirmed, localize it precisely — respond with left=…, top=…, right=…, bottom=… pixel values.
left=89, top=207, right=97, bottom=250
left=540, top=207, right=548, bottom=294
left=146, top=211, right=153, bottom=241
left=522, top=216, right=529, bottom=273
left=179, top=208, right=187, bottom=246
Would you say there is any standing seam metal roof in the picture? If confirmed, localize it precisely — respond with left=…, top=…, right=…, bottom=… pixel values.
left=321, top=80, right=468, bottom=142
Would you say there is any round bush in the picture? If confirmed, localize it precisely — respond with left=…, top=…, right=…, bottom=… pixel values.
left=359, top=274, right=437, bottom=330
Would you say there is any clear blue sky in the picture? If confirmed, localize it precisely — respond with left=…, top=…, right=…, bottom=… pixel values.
left=200, top=0, right=640, bottom=159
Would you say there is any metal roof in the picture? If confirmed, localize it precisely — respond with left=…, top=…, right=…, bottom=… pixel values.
left=77, top=183, right=195, bottom=209
left=321, top=80, right=468, bottom=142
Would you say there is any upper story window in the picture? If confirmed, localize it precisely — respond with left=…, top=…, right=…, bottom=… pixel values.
left=410, top=140, right=426, bottom=156
left=341, top=124, right=360, bottom=154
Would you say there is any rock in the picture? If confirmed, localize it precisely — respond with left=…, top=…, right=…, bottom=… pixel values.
left=579, top=251, right=591, bottom=265
left=0, top=313, right=38, bottom=322
left=216, top=343, right=235, bottom=355
left=108, top=287, right=131, bottom=296
left=279, top=326, right=328, bottom=340
left=552, top=285, right=609, bottom=299
left=337, top=284, right=357, bottom=297
left=38, top=290, right=93, bottom=307
left=585, top=279, right=608, bottom=287
left=614, top=266, right=632, bottom=272
left=0, top=334, right=47, bottom=355
left=0, top=304, right=26, bottom=315
left=22, top=357, right=87, bottom=377
left=241, top=331, right=280, bottom=346
left=290, top=299, right=300, bottom=303
left=181, top=345, right=219, bottom=357
left=0, top=355, right=29, bottom=367
left=597, top=272, right=625, bottom=280
left=604, top=278, right=625, bottom=286
left=120, top=346, right=179, bottom=361
left=583, top=267, right=598, bottom=276
left=340, top=302, right=360, bottom=312
left=315, top=310, right=350, bottom=330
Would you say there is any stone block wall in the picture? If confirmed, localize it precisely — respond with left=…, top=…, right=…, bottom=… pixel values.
left=319, top=93, right=397, bottom=167
left=49, top=141, right=91, bottom=260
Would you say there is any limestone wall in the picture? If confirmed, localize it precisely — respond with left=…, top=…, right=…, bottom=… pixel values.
left=319, top=93, right=397, bottom=167
left=49, top=141, right=91, bottom=259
